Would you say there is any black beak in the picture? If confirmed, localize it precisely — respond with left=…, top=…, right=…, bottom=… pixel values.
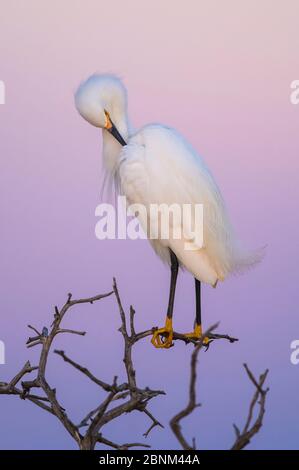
left=107, top=120, right=127, bottom=147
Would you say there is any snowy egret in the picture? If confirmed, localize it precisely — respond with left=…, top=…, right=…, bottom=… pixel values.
left=75, top=74, right=262, bottom=349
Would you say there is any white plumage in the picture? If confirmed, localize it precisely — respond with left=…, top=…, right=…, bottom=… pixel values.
left=75, top=74, right=262, bottom=287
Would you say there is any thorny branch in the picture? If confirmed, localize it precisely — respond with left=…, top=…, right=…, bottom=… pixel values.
left=0, top=277, right=266, bottom=450
left=170, top=338, right=269, bottom=450
left=170, top=324, right=218, bottom=450
left=0, top=282, right=167, bottom=450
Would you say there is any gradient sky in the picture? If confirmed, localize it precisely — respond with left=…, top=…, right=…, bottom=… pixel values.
left=0, top=0, right=299, bottom=450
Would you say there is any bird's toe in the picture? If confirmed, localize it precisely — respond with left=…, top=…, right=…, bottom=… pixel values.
left=182, top=324, right=211, bottom=345
left=151, top=327, right=174, bottom=349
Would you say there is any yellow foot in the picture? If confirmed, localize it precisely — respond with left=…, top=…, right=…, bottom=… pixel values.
left=183, top=323, right=210, bottom=345
left=151, top=317, right=174, bottom=349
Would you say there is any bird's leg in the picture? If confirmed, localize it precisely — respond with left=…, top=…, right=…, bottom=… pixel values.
left=151, top=250, right=178, bottom=349
left=182, top=279, right=210, bottom=345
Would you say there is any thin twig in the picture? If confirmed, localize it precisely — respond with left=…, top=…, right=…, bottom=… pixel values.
left=56, top=329, right=86, bottom=336
left=97, top=434, right=151, bottom=450
left=79, top=279, right=165, bottom=449
left=54, top=350, right=116, bottom=393
left=8, top=361, right=38, bottom=388
left=170, top=324, right=218, bottom=450
left=143, top=408, right=164, bottom=437
left=170, top=345, right=269, bottom=451
left=27, top=325, right=41, bottom=336
left=0, top=279, right=240, bottom=451
left=231, top=365, right=269, bottom=450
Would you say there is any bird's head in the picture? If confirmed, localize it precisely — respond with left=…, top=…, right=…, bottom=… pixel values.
left=74, top=74, right=127, bottom=146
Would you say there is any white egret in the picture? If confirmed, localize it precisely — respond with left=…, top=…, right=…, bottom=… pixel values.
left=75, top=74, right=262, bottom=349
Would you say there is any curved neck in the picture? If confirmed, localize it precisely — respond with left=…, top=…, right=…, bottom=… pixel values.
left=102, top=108, right=130, bottom=174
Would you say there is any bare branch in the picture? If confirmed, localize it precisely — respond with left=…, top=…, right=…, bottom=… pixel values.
left=0, top=381, right=55, bottom=415
left=0, top=282, right=168, bottom=449
left=1, top=279, right=241, bottom=451
left=143, top=408, right=164, bottom=437
left=231, top=365, right=269, bottom=450
left=170, top=343, right=269, bottom=451
left=78, top=279, right=166, bottom=449
left=27, top=341, right=43, bottom=349
left=113, top=278, right=136, bottom=392
left=113, top=277, right=128, bottom=337
left=24, top=394, right=50, bottom=402
left=9, top=361, right=38, bottom=388
left=97, top=434, right=151, bottom=450
left=77, top=403, right=106, bottom=429
left=27, top=325, right=41, bottom=336
left=86, top=390, right=117, bottom=439
left=134, top=327, right=238, bottom=347
left=54, top=349, right=118, bottom=393
left=21, top=378, right=40, bottom=394
left=129, top=305, right=136, bottom=337
left=56, top=329, right=86, bottom=336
